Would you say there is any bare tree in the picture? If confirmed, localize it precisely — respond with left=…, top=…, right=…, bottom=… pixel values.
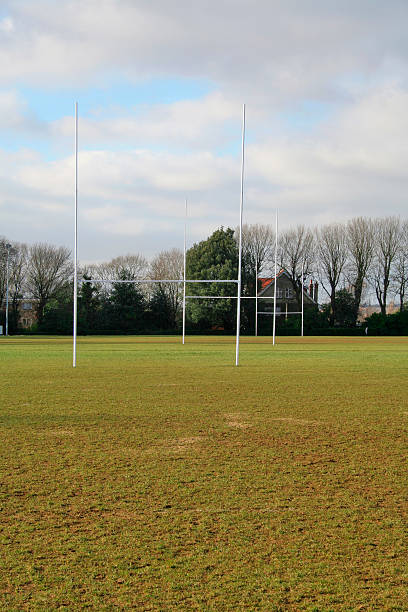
left=149, top=248, right=184, bottom=326
left=316, top=223, right=348, bottom=325
left=393, top=219, right=408, bottom=311
left=236, top=223, right=275, bottom=330
left=9, top=242, right=28, bottom=328
left=240, top=223, right=274, bottom=275
left=240, top=222, right=274, bottom=297
left=104, top=254, right=148, bottom=280
left=90, top=253, right=148, bottom=281
left=370, top=217, right=401, bottom=316
left=345, top=217, right=375, bottom=323
left=87, top=253, right=148, bottom=300
left=26, top=243, right=72, bottom=324
left=278, top=225, right=315, bottom=304
left=0, top=239, right=24, bottom=313
left=84, top=262, right=111, bottom=300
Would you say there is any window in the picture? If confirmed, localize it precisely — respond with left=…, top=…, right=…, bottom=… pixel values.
left=285, top=288, right=292, bottom=298
left=276, top=288, right=283, bottom=298
left=22, top=302, right=32, bottom=310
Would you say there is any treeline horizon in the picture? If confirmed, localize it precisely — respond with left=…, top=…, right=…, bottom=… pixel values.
left=1, top=215, right=407, bottom=334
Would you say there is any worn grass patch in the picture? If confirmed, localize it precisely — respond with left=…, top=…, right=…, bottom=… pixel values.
left=0, top=335, right=407, bottom=610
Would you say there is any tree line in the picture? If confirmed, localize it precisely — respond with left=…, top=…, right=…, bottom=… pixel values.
left=1, top=215, right=407, bottom=334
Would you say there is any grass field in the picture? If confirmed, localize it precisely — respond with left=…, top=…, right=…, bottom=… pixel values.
left=0, top=335, right=407, bottom=611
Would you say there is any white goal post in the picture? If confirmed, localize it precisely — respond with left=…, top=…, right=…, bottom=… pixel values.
left=72, top=103, right=247, bottom=367
left=72, top=102, right=311, bottom=367
left=72, top=103, right=307, bottom=368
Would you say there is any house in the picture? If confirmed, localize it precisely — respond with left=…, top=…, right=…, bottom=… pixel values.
left=0, top=298, right=38, bottom=330
left=358, top=301, right=399, bottom=321
left=257, top=269, right=318, bottom=317
left=18, top=299, right=37, bottom=328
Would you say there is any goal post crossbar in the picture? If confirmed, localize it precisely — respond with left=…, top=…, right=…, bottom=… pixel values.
left=79, top=278, right=301, bottom=304
left=184, top=296, right=301, bottom=301
left=258, top=311, right=303, bottom=315
left=79, top=279, right=238, bottom=284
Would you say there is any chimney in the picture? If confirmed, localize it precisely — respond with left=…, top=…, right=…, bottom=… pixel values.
left=314, top=281, right=319, bottom=303
left=309, top=279, right=313, bottom=297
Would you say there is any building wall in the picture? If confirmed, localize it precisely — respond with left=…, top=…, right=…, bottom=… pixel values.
left=358, top=302, right=399, bottom=321
left=19, top=300, right=37, bottom=328
left=259, top=274, right=316, bottom=316
left=0, top=299, right=37, bottom=329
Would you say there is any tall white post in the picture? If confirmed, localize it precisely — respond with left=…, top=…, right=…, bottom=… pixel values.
left=73, top=102, right=78, bottom=368
left=255, top=259, right=258, bottom=337
left=301, top=261, right=304, bottom=337
left=5, top=244, right=10, bottom=336
left=235, top=103, right=245, bottom=366
left=182, top=198, right=187, bottom=344
left=272, top=209, right=278, bottom=346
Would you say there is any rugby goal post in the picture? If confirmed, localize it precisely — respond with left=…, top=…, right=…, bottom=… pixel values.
left=72, top=103, right=246, bottom=367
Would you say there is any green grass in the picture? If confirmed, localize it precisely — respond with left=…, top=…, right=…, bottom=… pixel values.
left=0, top=335, right=407, bottom=611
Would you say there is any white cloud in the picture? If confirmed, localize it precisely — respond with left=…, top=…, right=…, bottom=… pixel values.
left=0, top=16, right=14, bottom=33
left=0, top=90, right=27, bottom=129
left=0, top=1, right=408, bottom=261
left=246, top=86, right=408, bottom=227
left=1, top=82, right=408, bottom=259
left=49, top=92, right=241, bottom=151
left=0, top=0, right=407, bottom=103
left=0, top=144, right=241, bottom=258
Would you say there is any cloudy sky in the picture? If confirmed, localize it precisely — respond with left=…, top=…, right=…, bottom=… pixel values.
left=1, top=0, right=407, bottom=262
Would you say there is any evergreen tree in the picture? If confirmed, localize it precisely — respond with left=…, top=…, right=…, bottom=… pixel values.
left=78, top=276, right=100, bottom=333
left=186, top=227, right=238, bottom=331
left=148, top=286, right=176, bottom=331
left=108, top=269, right=146, bottom=332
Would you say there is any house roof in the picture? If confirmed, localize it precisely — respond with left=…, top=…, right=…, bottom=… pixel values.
left=258, top=268, right=318, bottom=304
left=258, top=269, right=285, bottom=290
left=258, top=268, right=292, bottom=297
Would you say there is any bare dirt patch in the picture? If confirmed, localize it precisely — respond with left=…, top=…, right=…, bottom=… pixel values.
left=144, top=436, right=204, bottom=455
left=225, top=413, right=251, bottom=429
left=272, top=417, right=321, bottom=426
left=170, top=436, right=204, bottom=452
left=39, top=429, right=74, bottom=437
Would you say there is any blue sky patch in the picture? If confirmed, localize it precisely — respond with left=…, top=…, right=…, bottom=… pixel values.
left=19, top=77, right=213, bottom=122
left=279, top=99, right=336, bottom=132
